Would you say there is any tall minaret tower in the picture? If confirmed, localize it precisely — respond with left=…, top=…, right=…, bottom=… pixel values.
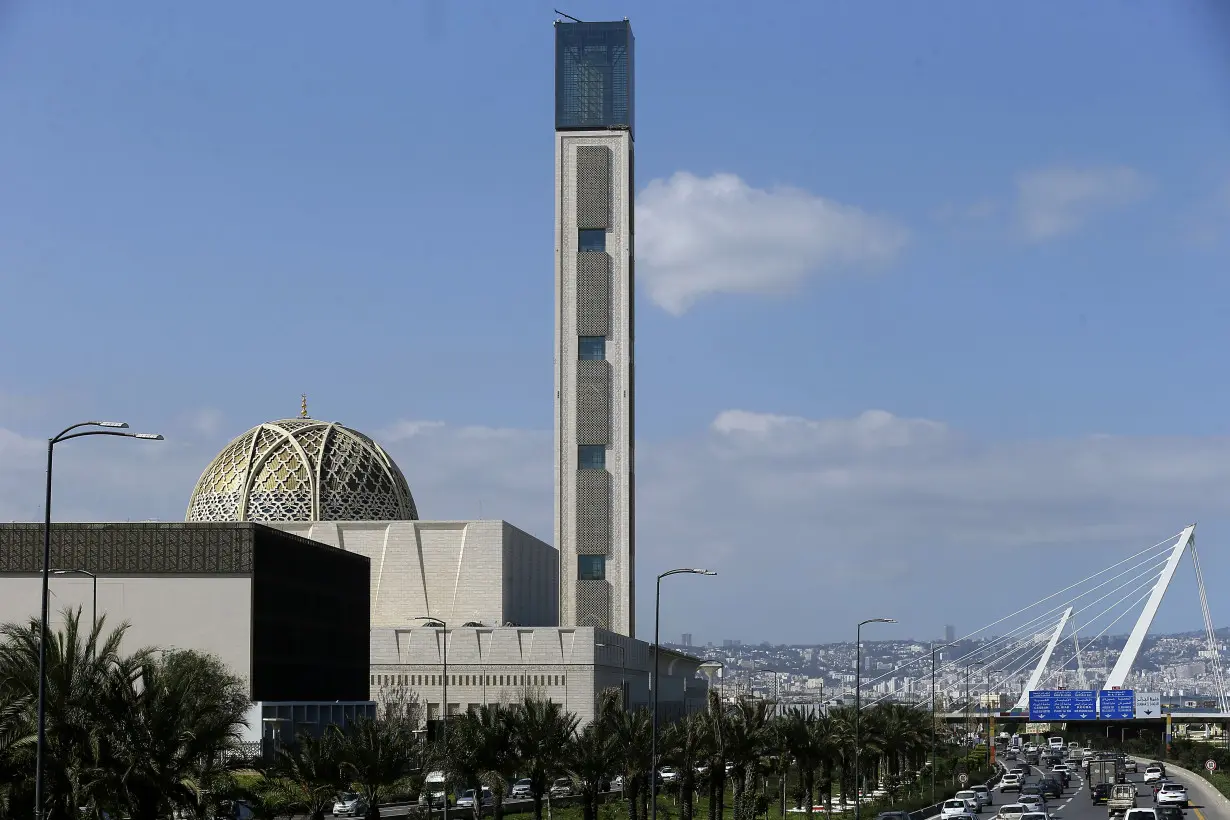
left=553, top=18, right=635, bottom=635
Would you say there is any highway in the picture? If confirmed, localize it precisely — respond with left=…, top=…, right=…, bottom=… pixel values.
left=980, top=760, right=1230, bottom=820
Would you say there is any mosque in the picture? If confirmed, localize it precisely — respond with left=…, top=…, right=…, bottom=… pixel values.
left=0, top=16, right=712, bottom=740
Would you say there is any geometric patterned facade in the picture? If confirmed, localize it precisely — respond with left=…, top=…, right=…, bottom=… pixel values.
left=554, top=20, right=636, bottom=635
left=186, top=419, right=418, bottom=523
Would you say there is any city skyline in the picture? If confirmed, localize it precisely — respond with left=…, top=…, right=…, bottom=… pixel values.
left=2, top=2, right=1230, bottom=643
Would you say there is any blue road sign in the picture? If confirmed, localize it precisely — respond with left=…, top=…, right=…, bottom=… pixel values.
left=1100, top=690, right=1135, bottom=720
left=1029, top=690, right=1097, bottom=720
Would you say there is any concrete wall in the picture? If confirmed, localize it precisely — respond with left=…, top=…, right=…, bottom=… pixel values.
left=0, top=575, right=253, bottom=684
left=270, top=520, right=557, bottom=628
left=368, top=626, right=705, bottom=727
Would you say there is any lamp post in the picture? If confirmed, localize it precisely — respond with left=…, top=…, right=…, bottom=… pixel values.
left=930, top=641, right=955, bottom=803
left=855, top=618, right=895, bottom=820
left=36, top=421, right=162, bottom=820
left=415, top=616, right=449, bottom=820
left=987, top=668, right=1003, bottom=766
left=651, top=567, right=716, bottom=820
left=597, top=642, right=628, bottom=709
left=50, top=569, right=97, bottom=639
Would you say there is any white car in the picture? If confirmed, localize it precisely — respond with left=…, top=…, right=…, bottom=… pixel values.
left=956, top=790, right=984, bottom=811
left=1018, top=795, right=1046, bottom=813
left=549, top=778, right=574, bottom=798
left=996, top=803, right=1027, bottom=820
left=1155, top=784, right=1188, bottom=808
left=659, top=767, right=680, bottom=785
left=511, top=779, right=533, bottom=799
left=456, top=789, right=493, bottom=809
left=1000, top=773, right=1022, bottom=792
left=971, top=785, right=993, bottom=806
left=1125, top=760, right=1138, bottom=773
left=1021, top=812, right=1048, bottom=820
left=332, top=793, right=367, bottom=818
left=1143, top=767, right=1163, bottom=783
left=1124, top=810, right=1158, bottom=820
left=1052, top=764, right=1070, bottom=774
left=942, top=800, right=976, bottom=819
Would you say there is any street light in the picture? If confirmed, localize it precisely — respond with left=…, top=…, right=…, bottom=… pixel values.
left=987, top=668, right=1003, bottom=765
left=50, top=569, right=97, bottom=639
left=415, top=616, right=449, bottom=820
left=964, top=662, right=984, bottom=744
left=650, top=568, right=716, bottom=820
left=36, top=421, right=162, bottom=820
left=596, top=642, right=628, bottom=709
left=930, top=641, right=955, bottom=803
left=855, top=618, right=895, bottom=820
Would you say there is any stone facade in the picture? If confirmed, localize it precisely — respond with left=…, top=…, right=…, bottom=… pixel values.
left=370, top=626, right=708, bottom=727
left=268, top=520, right=558, bottom=628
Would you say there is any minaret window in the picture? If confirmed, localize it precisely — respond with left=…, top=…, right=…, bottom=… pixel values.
left=578, top=445, right=606, bottom=470
left=579, top=336, right=606, bottom=360
left=579, top=229, right=606, bottom=251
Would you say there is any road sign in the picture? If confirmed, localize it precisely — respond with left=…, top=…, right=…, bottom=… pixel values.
left=1207, top=759, right=1217, bottom=772
left=1135, top=692, right=1162, bottom=719
left=1100, top=689, right=1136, bottom=720
left=958, top=773, right=969, bottom=785
left=1030, top=690, right=1097, bottom=720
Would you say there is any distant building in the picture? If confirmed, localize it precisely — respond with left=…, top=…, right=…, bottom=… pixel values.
left=945, top=624, right=956, bottom=642
left=682, top=633, right=693, bottom=647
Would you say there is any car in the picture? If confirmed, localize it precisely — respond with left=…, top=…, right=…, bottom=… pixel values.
left=1155, top=784, right=1188, bottom=808
left=1014, top=764, right=1031, bottom=776
left=1000, top=773, right=1023, bottom=793
left=941, top=800, right=976, bottom=819
left=332, top=793, right=368, bottom=818
left=659, top=767, right=680, bottom=785
left=1124, top=810, right=1159, bottom=820
left=549, top=778, right=574, bottom=798
left=511, top=779, right=533, bottom=799
left=1051, top=763, right=1070, bottom=773
left=971, top=785, right=993, bottom=806
left=1125, top=760, right=1138, bottom=773
left=956, top=790, right=984, bottom=811
left=996, top=803, right=1027, bottom=820
left=1144, top=767, right=1164, bottom=783
left=1154, top=807, right=1184, bottom=820
left=1017, top=795, right=1046, bottom=813
left=1020, top=812, right=1048, bottom=820
left=1038, top=779, right=1062, bottom=800
left=876, top=813, right=913, bottom=820
left=1152, top=761, right=1169, bottom=778
left=418, top=791, right=449, bottom=809
left=456, top=789, right=494, bottom=809
left=1092, top=783, right=1113, bottom=804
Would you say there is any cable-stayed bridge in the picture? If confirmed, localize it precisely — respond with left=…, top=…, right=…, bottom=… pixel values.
left=860, top=524, right=1230, bottom=721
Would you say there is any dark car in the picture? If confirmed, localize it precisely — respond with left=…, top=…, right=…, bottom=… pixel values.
left=1015, top=765, right=1031, bottom=775
left=877, top=813, right=913, bottom=820
left=1038, top=779, right=1063, bottom=800
left=1091, top=783, right=1112, bottom=805
left=1155, top=806, right=1185, bottom=820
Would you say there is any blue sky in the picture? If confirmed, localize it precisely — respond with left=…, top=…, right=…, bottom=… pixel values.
left=2, top=1, right=1229, bottom=645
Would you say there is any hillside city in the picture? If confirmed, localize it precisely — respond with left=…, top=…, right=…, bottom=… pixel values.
left=669, top=627, right=1230, bottom=708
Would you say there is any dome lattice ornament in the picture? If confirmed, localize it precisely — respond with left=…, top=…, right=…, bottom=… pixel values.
left=186, top=419, right=418, bottom=523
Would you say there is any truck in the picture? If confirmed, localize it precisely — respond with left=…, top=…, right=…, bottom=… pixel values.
left=1107, top=784, right=1138, bottom=818
left=1089, top=760, right=1118, bottom=804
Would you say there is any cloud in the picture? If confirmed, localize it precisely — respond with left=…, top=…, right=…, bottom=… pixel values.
left=635, top=172, right=908, bottom=314
left=1, top=407, right=1226, bottom=643
left=1015, top=166, right=1149, bottom=241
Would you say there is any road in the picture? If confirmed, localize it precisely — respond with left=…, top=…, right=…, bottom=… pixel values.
left=984, top=760, right=1229, bottom=820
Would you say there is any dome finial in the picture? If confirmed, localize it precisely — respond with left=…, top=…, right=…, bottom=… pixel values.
left=300, top=394, right=309, bottom=419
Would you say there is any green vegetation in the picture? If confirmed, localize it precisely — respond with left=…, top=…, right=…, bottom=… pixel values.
left=0, top=610, right=985, bottom=820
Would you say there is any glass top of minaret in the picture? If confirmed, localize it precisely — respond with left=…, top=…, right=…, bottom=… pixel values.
left=554, top=20, right=634, bottom=136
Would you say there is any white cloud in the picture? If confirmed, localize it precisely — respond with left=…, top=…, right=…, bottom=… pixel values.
left=635, top=172, right=908, bottom=314
left=2, top=407, right=1227, bottom=643
left=1016, top=166, right=1149, bottom=241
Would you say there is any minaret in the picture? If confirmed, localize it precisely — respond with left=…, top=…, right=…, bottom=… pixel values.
left=553, top=18, right=635, bottom=635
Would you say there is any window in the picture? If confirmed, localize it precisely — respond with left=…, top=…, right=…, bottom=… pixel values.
left=579, top=229, right=606, bottom=252
left=578, top=445, right=605, bottom=470
left=579, top=336, right=606, bottom=360
left=578, top=555, right=607, bottom=580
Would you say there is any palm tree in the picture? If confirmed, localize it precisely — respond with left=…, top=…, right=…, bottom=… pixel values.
left=566, top=701, right=619, bottom=820
left=698, top=691, right=728, bottom=820
left=779, top=709, right=820, bottom=815
left=722, top=699, right=772, bottom=820
left=606, top=704, right=652, bottom=820
left=337, top=715, right=420, bottom=820
left=660, top=712, right=708, bottom=820
left=267, top=730, right=347, bottom=820
left=511, top=698, right=578, bottom=820
left=0, top=699, right=34, bottom=819
left=447, top=704, right=519, bottom=820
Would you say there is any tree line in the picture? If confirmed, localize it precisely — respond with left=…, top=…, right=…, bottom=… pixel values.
left=1, top=611, right=961, bottom=820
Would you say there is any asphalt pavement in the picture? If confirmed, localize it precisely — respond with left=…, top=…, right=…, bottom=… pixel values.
left=985, top=760, right=1228, bottom=820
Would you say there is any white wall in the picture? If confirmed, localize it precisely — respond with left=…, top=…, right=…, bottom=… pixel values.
left=0, top=575, right=253, bottom=684
left=270, top=520, right=558, bottom=628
